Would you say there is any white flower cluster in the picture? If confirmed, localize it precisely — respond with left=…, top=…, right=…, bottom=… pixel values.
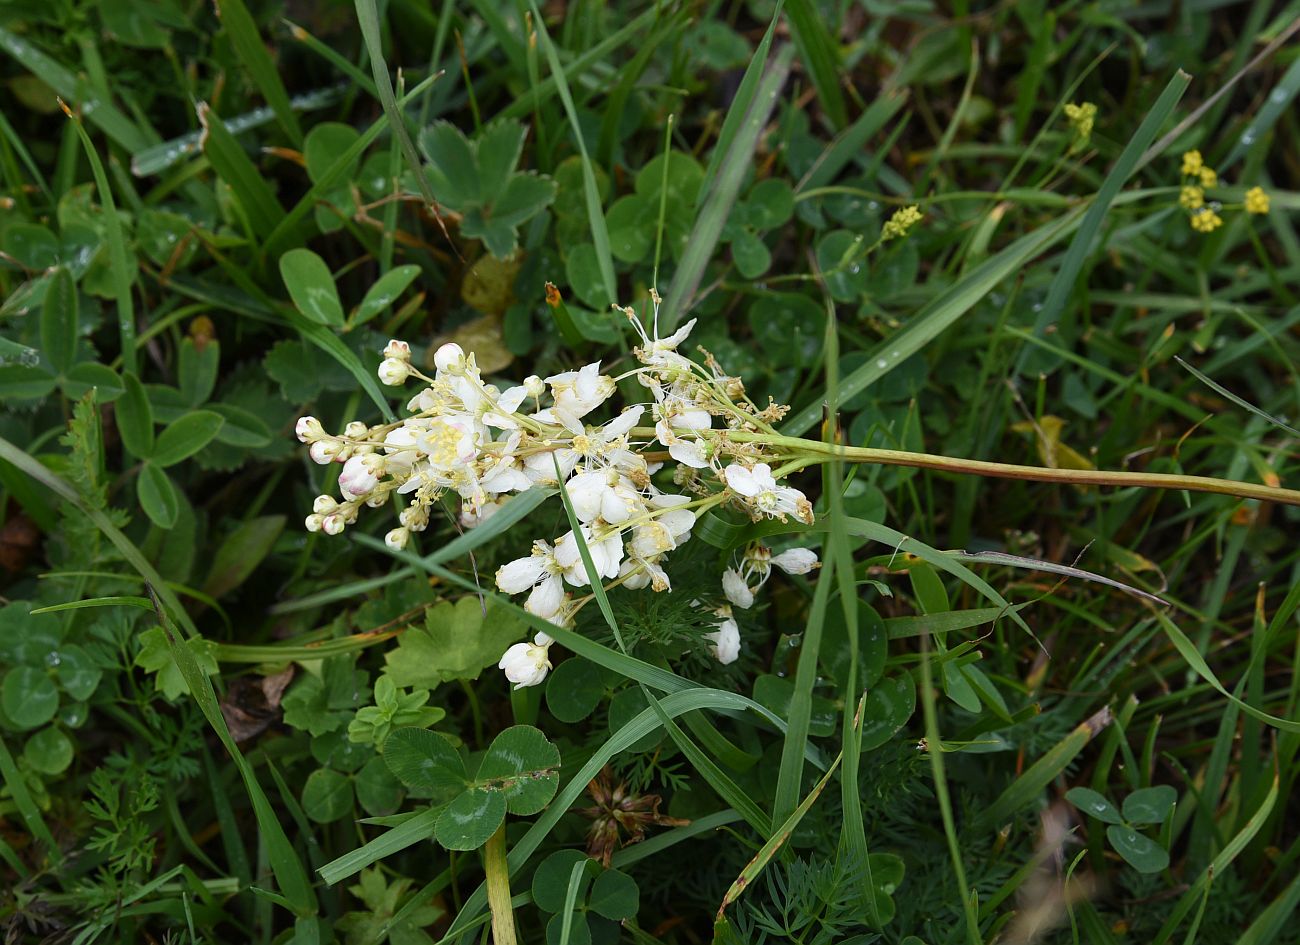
left=296, top=296, right=819, bottom=688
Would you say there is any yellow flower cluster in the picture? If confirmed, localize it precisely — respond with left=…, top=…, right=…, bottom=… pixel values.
left=1179, top=150, right=1268, bottom=233
left=1245, top=186, right=1270, bottom=214
left=1064, top=102, right=1096, bottom=150
left=882, top=205, right=923, bottom=241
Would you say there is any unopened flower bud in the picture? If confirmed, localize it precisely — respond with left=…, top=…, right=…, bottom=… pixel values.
left=321, top=514, right=345, bottom=536
left=304, top=513, right=323, bottom=532
left=434, top=342, right=465, bottom=374
left=344, top=421, right=369, bottom=439
left=295, top=416, right=324, bottom=442
left=383, top=339, right=411, bottom=361
left=309, top=438, right=343, bottom=464
left=385, top=527, right=410, bottom=551
left=523, top=374, right=545, bottom=398
left=339, top=454, right=381, bottom=498
left=378, top=357, right=410, bottom=386
left=313, top=495, right=338, bottom=514
left=498, top=638, right=552, bottom=689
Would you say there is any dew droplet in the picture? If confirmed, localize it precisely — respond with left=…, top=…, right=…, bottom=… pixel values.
left=849, top=264, right=860, bottom=274
left=45, top=650, right=62, bottom=667
left=1270, top=88, right=1287, bottom=104
left=875, top=358, right=888, bottom=369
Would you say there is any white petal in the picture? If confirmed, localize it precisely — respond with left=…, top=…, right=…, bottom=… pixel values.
left=771, top=548, right=820, bottom=575
left=603, top=406, right=645, bottom=438
left=496, top=555, right=547, bottom=593
left=669, top=439, right=709, bottom=469
left=724, top=464, right=761, bottom=497
left=567, top=472, right=607, bottom=522
left=706, top=617, right=741, bottom=664
left=722, top=569, right=754, bottom=609
left=497, top=385, right=528, bottom=414
left=525, top=575, right=564, bottom=619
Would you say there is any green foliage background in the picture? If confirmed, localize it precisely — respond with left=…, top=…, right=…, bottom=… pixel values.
left=1, top=1, right=1299, bottom=943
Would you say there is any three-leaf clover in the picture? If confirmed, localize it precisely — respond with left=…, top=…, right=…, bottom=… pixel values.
left=1067, top=785, right=1177, bottom=873
left=383, top=724, right=560, bottom=851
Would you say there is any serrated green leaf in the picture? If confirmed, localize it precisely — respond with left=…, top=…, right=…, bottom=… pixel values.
left=152, top=410, right=224, bottom=467
left=136, top=462, right=179, bottom=528
left=208, top=402, right=273, bottom=447
left=383, top=598, right=525, bottom=688
left=134, top=626, right=218, bottom=701
left=420, top=122, right=479, bottom=207
left=280, top=248, right=344, bottom=327
left=118, top=372, right=154, bottom=458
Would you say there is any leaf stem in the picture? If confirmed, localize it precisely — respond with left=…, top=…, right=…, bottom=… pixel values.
left=483, top=823, right=517, bottom=945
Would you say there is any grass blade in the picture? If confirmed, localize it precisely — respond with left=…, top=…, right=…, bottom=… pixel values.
left=215, top=0, right=302, bottom=145
left=785, top=0, right=847, bottom=129
left=782, top=207, right=1085, bottom=436
left=662, top=45, right=793, bottom=329
left=1016, top=70, right=1191, bottom=374
left=526, top=0, right=617, bottom=307
left=61, top=101, right=137, bottom=376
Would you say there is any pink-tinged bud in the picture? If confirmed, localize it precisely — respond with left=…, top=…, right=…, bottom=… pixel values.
left=383, top=339, right=411, bottom=361
left=321, top=514, right=345, bottom=536
left=433, top=342, right=465, bottom=374
left=295, top=416, right=324, bottom=442
left=309, top=438, right=343, bottom=464
left=339, top=454, right=380, bottom=498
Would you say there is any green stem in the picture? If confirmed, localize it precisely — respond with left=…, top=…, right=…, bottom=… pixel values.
left=483, top=823, right=517, bottom=945
left=723, top=431, right=1300, bottom=507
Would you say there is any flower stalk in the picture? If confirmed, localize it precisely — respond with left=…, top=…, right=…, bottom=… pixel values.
left=483, top=823, right=518, bottom=945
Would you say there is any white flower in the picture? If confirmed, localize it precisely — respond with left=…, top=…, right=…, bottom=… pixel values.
left=295, top=416, right=325, bottom=442
left=498, top=634, right=553, bottom=688
left=554, top=526, right=624, bottom=586
left=339, top=454, right=382, bottom=498
left=415, top=416, right=480, bottom=470
left=383, top=339, right=411, bottom=361
left=385, top=527, right=409, bottom=551
left=706, top=609, right=741, bottom=664
left=722, top=568, right=754, bottom=609
left=772, top=547, right=820, bottom=574
left=378, top=357, right=410, bottom=385
left=724, top=463, right=813, bottom=524
left=567, top=469, right=643, bottom=525
left=543, top=362, right=615, bottom=425
left=496, top=542, right=566, bottom=619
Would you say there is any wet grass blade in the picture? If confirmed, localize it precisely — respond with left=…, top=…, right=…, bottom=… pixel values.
left=215, top=0, right=302, bottom=145
left=785, top=0, right=847, bottom=129
left=198, top=103, right=288, bottom=243
left=0, top=734, right=59, bottom=862
left=662, top=44, right=793, bottom=330
left=700, top=0, right=785, bottom=205
left=62, top=101, right=137, bottom=376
